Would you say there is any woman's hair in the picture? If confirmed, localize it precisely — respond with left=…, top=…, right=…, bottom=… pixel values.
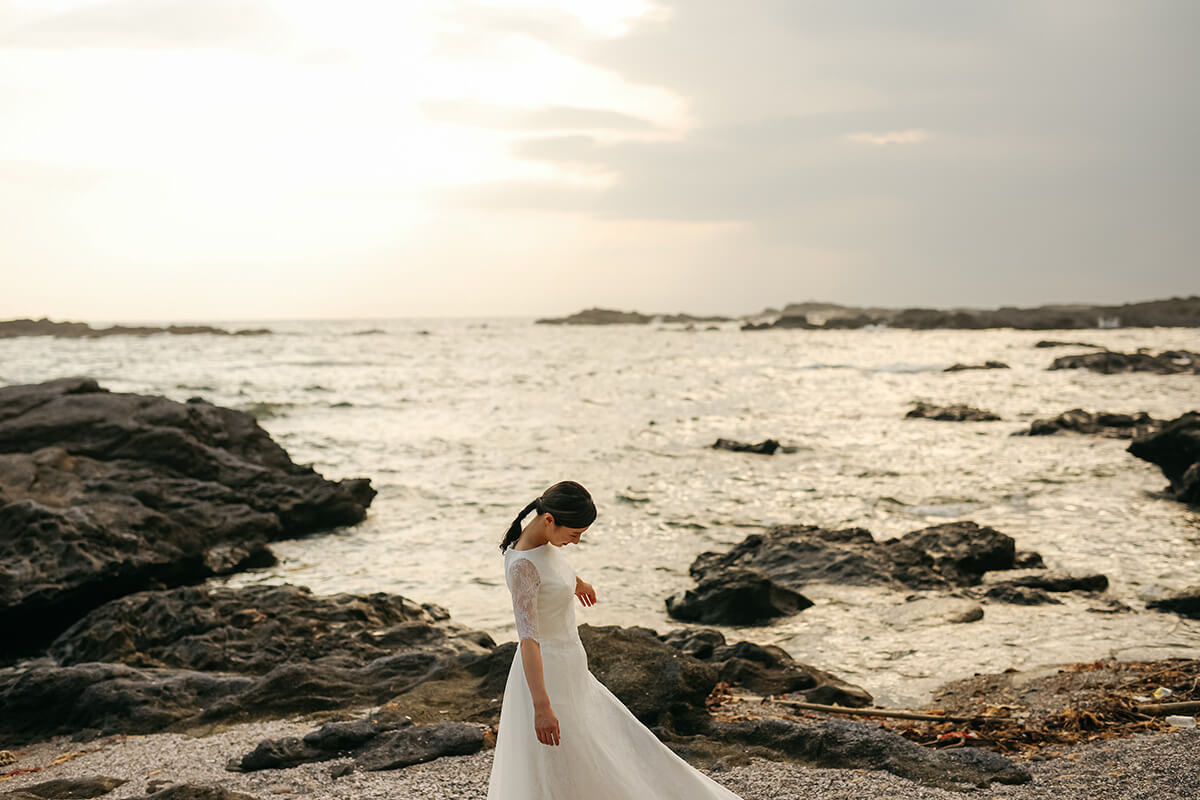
left=499, top=480, right=597, bottom=553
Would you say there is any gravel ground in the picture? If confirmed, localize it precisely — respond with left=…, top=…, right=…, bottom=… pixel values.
left=2, top=717, right=1198, bottom=799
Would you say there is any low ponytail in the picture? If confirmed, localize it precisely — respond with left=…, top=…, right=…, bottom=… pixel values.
left=499, top=497, right=541, bottom=553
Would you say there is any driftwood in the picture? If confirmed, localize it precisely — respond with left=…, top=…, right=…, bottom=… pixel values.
left=1136, top=700, right=1200, bottom=716
left=736, top=696, right=982, bottom=724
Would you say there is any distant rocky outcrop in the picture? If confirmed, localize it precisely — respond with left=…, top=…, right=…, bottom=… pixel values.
left=1127, top=412, right=1200, bottom=505
left=1017, top=409, right=1165, bottom=438
left=0, top=318, right=270, bottom=338
left=535, top=308, right=730, bottom=325
left=906, top=402, right=1001, bottom=422
left=1049, top=349, right=1200, bottom=375
left=944, top=361, right=1010, bottom=372
left=748, top=296, right=1200, bottom=331
left=712, top=438, right=781, bottom=455
left=0, top=377, right=376, bottom=656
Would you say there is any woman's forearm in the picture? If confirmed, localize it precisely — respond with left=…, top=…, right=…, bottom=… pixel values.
left=519, top=638, right=552, bottom=707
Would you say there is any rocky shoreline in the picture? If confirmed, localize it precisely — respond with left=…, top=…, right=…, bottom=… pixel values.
left=534, top=295, right=1200, bottom=329
left=3, top=376, right=1199, bottom=798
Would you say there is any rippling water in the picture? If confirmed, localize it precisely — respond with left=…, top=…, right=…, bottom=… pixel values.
left=4, top=318, right=1199, bottom=706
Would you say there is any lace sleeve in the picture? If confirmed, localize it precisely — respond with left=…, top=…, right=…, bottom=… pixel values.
left=507, top=557, right=541, bottom=644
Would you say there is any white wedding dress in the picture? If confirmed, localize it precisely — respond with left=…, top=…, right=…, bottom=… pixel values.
left=486, top=542, right=746, bottom=799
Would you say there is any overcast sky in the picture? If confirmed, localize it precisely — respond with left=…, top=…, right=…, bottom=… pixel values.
left=1, top=0, right=1196, bottom=322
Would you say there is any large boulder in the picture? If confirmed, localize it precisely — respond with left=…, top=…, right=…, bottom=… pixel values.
left=1146, top=586, right=1200, bottom=619
left=676, top=522, right=1019, bottom=607
left=0, top=377, right=376, bottom=655
left=664, top=568, right=812, bottom=625
left=1128, top=412, right=1200, bottom=505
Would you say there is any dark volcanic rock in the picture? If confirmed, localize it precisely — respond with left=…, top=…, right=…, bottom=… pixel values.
left=0, top=776, right=127, bottom=798
left=1035, top=340, right=1099, bottom=348
left=1146, top=586, right=1200, bottom=619
left=699, top=717, right=1029, bottom=790
left=130, top=787, right=259, bottom=800
left=905, top=402, right=1001, bottom=422
left=1128, top=412, right=1200, bottom=505
left=944, top=361, right=1010, bottom=372
left=1019, top=408, right=1165, bottom=438
left=47, top=583, right=488, bottom=673
left=676, top=522, right=1020, bottom=609
left=0, top=377, right=376, bottom=655
left=665, top=568, right=812, bottom=625
left=230, top=716, right=483, bottom=774
left=658, top=628, right=871, bottom=706
left=982, top=585, right=1061, bottom=605
left=991, top=571, right=1109, bottom=593
left=0, top=318, right=270, bottom=339
left=1049, top=349, right=1200, bottom=374
left=711, top=438, right=780, bottom=455
left=353, top=722, right=485, bottom=771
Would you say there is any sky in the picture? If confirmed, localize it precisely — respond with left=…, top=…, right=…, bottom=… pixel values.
left=1, top=0, right=1197, bottom=322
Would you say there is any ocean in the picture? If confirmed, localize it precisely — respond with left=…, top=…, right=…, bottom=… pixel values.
left=4, top=317, right=1199, bottom=706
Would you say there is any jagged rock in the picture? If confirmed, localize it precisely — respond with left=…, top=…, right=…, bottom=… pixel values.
left=0, top=378, right=376, bottom=656
left=1019, top=408, right=1164, bottom=438
left=906, top=402, right=1001, bottom=422
left=47, top=584, right=487, bottom=674
left=678, top=522, right=1021, bottom=603
left=0, top=776, right=126, bottom=799
left=944, top=361, right=1010, bottom=372
left=354, top=723, right=485, bottom=771
left=1146, top=587, right=1200, bottom=619
left=697, top=717, right=1030, bottom=790
left=665, top=568, right=812, bottom=625
left=1128, top=412, right=1200, bottom=505
left=711, top=438, right=781, bottom=455
left=1049, top=349, right=1200, bottom=375
left=657, top=628, right=871, bottom=706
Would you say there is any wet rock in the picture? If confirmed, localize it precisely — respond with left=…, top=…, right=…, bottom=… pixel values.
left=679, top=522, right=1020, bottom=603
left=905, top=402, right=1001, bottom=422
left=0, top=776, right=126, bottom=799
left=1035, top=340, right=1100, bottom=348
left=711, top=438, right=780, bottom=455
left=0, top=378, right=376, bottom=656
left=944, top=361, right=1010, bottom=372
left=698, top=717, right=1030, bottom=790
left=1019, top=408, right=1165, bottom=438
left=982, top=585, right=1061, bottom=605
left=1146, top=586, right=1200, bottom=619
left=1049, top=349, right=1200, bottom=375
left=1127, top=412, right=1200, bottom=505
left=994, top=571, right=1109, bottom=593
left=657, top=628, right=871, bottom=706
left=665, top=568, right=812, bottom=625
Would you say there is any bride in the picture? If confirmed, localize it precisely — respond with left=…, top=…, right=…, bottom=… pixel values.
left=486, top=480, right=746, bottom=799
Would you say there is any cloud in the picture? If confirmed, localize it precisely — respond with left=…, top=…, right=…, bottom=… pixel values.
left=845, top=129, right=930, bottom=146
left=419, top=99, right=653, bottom=131
left=1, top=0, right=286, bottom=50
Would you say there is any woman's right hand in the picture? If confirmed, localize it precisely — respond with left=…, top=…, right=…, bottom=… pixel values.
left=534, top=702, right=560, bottom=746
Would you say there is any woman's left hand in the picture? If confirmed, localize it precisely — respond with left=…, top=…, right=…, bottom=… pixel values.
left=575, top=578, right=597, bottom=607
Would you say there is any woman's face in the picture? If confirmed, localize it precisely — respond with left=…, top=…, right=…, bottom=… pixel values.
left=545, top=515, right=589, bottom=546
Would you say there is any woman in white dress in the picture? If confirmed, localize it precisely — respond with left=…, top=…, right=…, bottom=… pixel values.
left=486, top=480, right=746, bottom=799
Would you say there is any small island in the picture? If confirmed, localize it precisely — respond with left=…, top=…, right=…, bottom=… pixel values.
left=0, top=317, right=271, bottom=338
